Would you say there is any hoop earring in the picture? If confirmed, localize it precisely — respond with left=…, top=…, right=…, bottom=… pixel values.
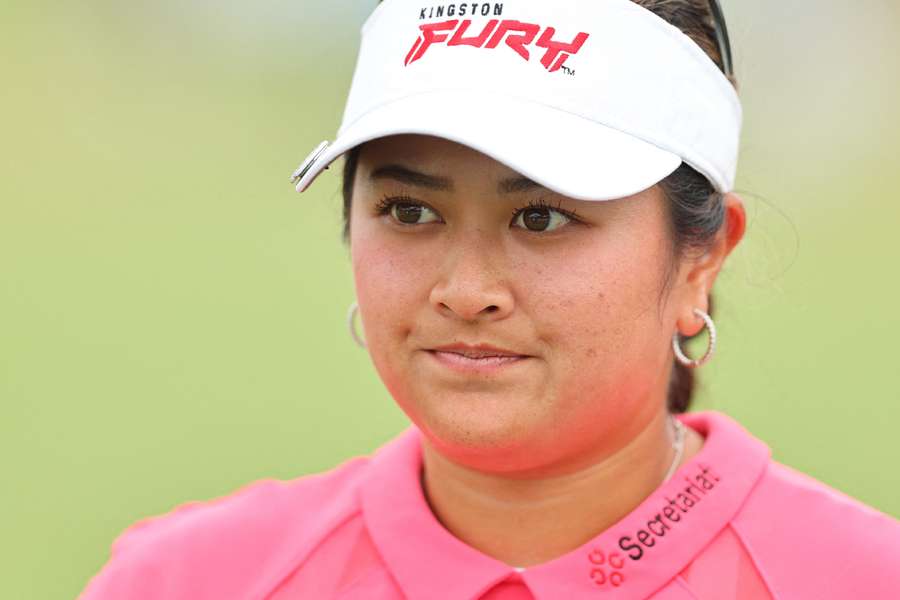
left=347, top=301, right=366, bottom=349
left=672, top=308, right=716, bottom=368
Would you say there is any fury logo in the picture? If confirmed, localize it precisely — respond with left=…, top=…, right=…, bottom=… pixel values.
left=404, top=19, right=590, bottom=72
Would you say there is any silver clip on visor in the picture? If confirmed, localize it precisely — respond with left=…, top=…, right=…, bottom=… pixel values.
left=290, top=140, right=331, bottom=185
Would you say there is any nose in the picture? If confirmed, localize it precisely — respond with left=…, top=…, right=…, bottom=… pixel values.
left=428, top=238, right=515, bottom=322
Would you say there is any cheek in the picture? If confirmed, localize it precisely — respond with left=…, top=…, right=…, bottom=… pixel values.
left=520, top=232, right=671, bottom=409
left=351, top=233, right=414, bottom=306
left=351, top=199, right=431, bottom=294
left=524, top=240, right=664, bottom=344
left=349, top=224, right=432, bottom=373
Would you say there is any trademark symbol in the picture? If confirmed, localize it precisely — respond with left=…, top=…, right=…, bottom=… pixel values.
left=561, top=66, right=575, bottom=76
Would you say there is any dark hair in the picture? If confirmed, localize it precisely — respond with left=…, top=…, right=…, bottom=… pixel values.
left=341, top=0, right=737, bottom=414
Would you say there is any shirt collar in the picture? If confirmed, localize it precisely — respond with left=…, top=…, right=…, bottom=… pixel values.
left=361, top=410, right=771, bottom=600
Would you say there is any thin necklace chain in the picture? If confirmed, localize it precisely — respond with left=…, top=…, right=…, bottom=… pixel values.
left=511, top=416, right=689, bottom=574
left=661, top=417, right=687, bottom=484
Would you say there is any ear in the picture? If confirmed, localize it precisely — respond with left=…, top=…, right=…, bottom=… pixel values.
left=675, top=192, right=746, bottom=336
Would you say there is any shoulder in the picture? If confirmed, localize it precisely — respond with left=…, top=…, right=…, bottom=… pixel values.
left=731, top=458, right=900, bottom=597
left=79, top=455, right=371, bottom=600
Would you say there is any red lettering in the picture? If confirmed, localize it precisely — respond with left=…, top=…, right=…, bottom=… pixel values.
left=403, top=18, right=590, bottom=72
left=536, top=27, right=590, bottom=72
left=484, top=20, right=541, bottom=61
left=448, top=19, right=499, bottom=47
left=405, top=20, right=459, bottom=66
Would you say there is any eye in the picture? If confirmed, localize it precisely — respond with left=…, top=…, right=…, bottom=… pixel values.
left=511, top=202, right=576, bottom=232
left=391, top=202, right=440, bottom=225
left=375, top=196, right=442, bottom=225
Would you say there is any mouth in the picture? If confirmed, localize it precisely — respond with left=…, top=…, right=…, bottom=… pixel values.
left=424, top=343, right=532, bottom=374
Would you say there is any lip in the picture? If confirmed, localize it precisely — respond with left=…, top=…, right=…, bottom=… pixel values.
left=423, top=343, right=532, bottom=375
left=429, top=342, right=528, bottom=358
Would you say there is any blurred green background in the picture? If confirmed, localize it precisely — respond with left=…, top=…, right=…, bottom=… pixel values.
left=2, top=1, right=899, bottom=597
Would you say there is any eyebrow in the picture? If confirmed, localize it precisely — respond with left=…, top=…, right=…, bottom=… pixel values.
left=368, top=164, right=549, bottom=194
left=497, top=176, right=545, bottom=194
left=369, top=164, right=452, bottom=191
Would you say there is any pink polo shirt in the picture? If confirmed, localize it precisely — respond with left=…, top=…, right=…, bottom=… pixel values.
left=79, top=410, right=900, bottom=599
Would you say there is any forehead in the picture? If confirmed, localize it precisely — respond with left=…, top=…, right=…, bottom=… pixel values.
left=358, top=134, right=523, bottom=180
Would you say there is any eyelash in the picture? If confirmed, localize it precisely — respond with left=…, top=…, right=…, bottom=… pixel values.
left=373, top=195, right=581, bottom=226
left=373, top=194, right=421, bottom=217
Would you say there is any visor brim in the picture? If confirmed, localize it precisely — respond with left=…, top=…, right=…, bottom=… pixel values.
left=295, top=90, right=682, bottom=202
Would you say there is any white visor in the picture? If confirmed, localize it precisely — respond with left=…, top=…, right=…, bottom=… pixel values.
left=292, top=0, right=741, bottom=201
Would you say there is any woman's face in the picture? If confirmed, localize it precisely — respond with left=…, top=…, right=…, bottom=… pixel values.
left=349, top=134, right=696, bottom=473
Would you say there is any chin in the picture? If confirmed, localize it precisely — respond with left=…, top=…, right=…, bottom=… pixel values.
left=410, top=397, right=555, bottom=471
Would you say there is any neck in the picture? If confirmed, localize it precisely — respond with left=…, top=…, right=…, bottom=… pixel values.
left=419, top=408, right=704, bottom=568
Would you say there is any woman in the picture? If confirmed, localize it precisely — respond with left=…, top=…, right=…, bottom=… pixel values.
left=80, top=0, right=900, bottom=598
